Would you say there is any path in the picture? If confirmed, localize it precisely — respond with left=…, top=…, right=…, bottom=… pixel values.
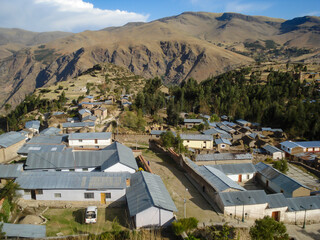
left=287, top=164, right=319, bottom=191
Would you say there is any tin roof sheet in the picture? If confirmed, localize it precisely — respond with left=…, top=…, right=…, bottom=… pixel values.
left=69, top=132, right=111, bottom=140
left=219, top=190, right=267, bottom=206
left=0, top=164, right=23, bottom=178
left=180, top=134, right=213, bottom=141
left=0, top=131, right=26, bottom=148
left=212, top=163, right=256, bottom=175
left=3, top=223, right=46, bottom=238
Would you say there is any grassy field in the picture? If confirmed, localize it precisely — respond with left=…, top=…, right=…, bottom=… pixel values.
left=44, top=207, right=129, bottom=236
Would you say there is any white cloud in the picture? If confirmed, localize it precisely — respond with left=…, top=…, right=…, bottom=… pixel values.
left=0, top=0, right=149, bottom=32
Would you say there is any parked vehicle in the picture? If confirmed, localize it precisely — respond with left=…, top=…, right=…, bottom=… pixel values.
left=85, top=206, right=97, bottom=223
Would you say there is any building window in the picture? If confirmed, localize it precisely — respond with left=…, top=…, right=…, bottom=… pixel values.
left=54, top=193, right=61, bottom=198
left=36, top=190, right=43, bottom=195
left=24, top=190, right=31, bottom=195
left=187, top=140, right=189, bottom=143
left=82, top=168, right=88, bottom=172
left=56, top=169, right=61, bottom=172
left=95, top=139, right=98, bottom=144
left=84, top=193, right=94, bottom=199
left=203, top=141, right=206, bottom=144
left=221, top=144, right=226, bottom=148
left=69, top=169, right=75, bottom=172
left=106, top=193, right=111, bottom=199
left=247, top=174, right=250, bottom=179
left=79, top=139, right=83, bottom=142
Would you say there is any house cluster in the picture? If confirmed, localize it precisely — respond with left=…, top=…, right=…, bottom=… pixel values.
left=0, top=128, right=177, bottom=229
left=184, top=155, right=320, bottom=224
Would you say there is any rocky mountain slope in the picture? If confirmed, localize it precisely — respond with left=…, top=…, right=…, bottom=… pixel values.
left=0, top=12, right=319, bottom=111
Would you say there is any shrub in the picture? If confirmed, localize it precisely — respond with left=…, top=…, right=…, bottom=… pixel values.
left=172, top=217, right=199, bottom=235
left=250, top=216, right=289, bottom=240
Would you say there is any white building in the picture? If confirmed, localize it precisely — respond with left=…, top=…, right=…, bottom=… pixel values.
left=211, top=163, right=256, bottom=183
left=263, top=145, right=285, bottom=160
left=126, top=171, right=177, bottom=228
left=68, top=132, right=112, bottom=149
left=16, top=171, right=130, bottom=204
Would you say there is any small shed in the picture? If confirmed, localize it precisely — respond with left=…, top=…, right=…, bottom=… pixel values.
left=263, top=145, right=285, bottom=160
left=126, top=171, right=177, bottom=228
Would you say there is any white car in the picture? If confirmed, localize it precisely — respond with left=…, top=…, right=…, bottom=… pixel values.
left=85, top=206, right=97, bottom=224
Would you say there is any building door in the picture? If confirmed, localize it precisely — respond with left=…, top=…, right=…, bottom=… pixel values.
left=272, top=211, right=280, bottom=221
left=100, top=193, right=106, bottom=204
left=31, top=190, right=36, bottom=200
left=266, top=180, right=269, bottom=188
left=238, top=175, right=242, bottom=182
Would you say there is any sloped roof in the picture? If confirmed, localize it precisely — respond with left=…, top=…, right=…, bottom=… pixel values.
left=0, top=164, right=23, bottom=178
left=126, top=171, right=177, bottom=216
left=255, top=162, right=311, bottom=193
left=280, top=141, right=301, bottom=149
left=2, top=223, right=46, bottom=238
left=203, top=128, right=228, bottom=135
left=62, top=122, right=95, bottom=128
left=266, top=193, right=288, bottom=209
left=296, top=141, right=320, bottom=148
left=219, top=190, right=267, bottom=206
left=25, top=142, right=137, bottom=171
left=27, top=135, right=67, bottom=144
left=0, top=131, right=26, bottom=148
left=180, top=134, right=213, bottom=141
left=263, top=145, right=283, bottom=154
left=184, top=119, right=204, bottom=123
left=195, top=153, right=253, bottom=162
left=18, top=144, right=66, bottom=155
left=287, top=195, right=320, bottom=211
left=82, top=115, right=97, bottom=122
left=16, top=171, right=130, bottom=190
left=236, top=119, right=250, bottom=126
left=212, top=163, right=256, bottom=175
left=215, top=138, right=231, bottom=145
left=40, top=127, right=62, bottom=136
left=79, top=109, right=91, bottom=115
left=25, top=120, right=40, bottom=130
left=69, top=132, right=111, bottom=140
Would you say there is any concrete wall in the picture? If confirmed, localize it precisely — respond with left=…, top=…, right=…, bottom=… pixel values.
left=265, top=207, right=288, bottom=222
left=135, top=207, right=174, bottom=228
left=182, top=140, right=213, bottom=150
left=0, top=139, right=26, bottom=163
left=69, top=138, right=111, bottom=148
left=19, top=189, right=125, bottom=202
left=103, top=163, right=136, bottom=174
left=292, top=187, right=311, bottom=197
left=227, top=173, right=254, bottom=183
left=284, top=209, right=320, bottom=224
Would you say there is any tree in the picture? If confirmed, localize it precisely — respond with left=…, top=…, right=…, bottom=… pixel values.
left=273, top=160, right=288, bottom=174
left=249, top=216, right=289, bottom=240
left=160, top=131, right=175, bottom=148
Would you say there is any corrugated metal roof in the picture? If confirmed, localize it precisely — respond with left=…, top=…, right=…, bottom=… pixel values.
left=255, top=162, right=311, bottom=193
left=217, top=124, right=235, bottom=133
left=0, top=164, right=23, bottom=178
left=0, top=131, right=26, bottom=148
left=62, top=122, right=95, bottom=128
left=261, top=128, right=283, bottom=133
left=2, top=223, right=46, bottom=238
left=18, top=144, right=66, bottom=155
left=203, top=128, right=228, bottom=135
left=215, top=138, right=231, bottom=145
left=82, top=115, right=97, bottom=122
left=25, top=120, right=40, bottom=130
left=236, top=119, right=250, bottom=126
left=263, top=145, right=283, bottom=154
left=184, top=119, right=204, bottom=123
left=219, top=190, right=267, bottom=206
left=280, top=141, right=300, bottom=149
left=40, top=127, right=62, bottom=136
left=25, top=142, right=137, bottom=171
left=296, top=141, right=320, bottom=148
left=266, top=193, right=288, bottom=209
left=79, top=109, right=91, bottom=115
left=28, top=135, right=67, bottom=144
left=212, top=163, right=256, bottom=175
left=287, top=195, right=320, bottom=211
left=180, top=134, right=213, bottom=141
left=16, top=171, right=130, bottom=189
left=195, top=153, right=253, bottom=162
left=199, top=166, right=246, bottom=192
left=126, top=171, right=177, bottom=216
left=69, top=132, right=111, bottom=140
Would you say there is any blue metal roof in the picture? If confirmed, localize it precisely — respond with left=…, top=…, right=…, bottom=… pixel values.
left=180, top=134, right=213, bottom=141
left=2, top=223, right=46, bottom=238
left=219, top=190, right=266, bottom=206
left=27, top=135, right=67, bottom=144
left=79, top=109, right=91, bottom=115
left=295, top=141, right=320, bottom=148
left=195, top=153, right=253, bottom=162
left=82, top=115, right=97, bottom=122
left=18, top=144, right=66, bottom=155
left=40, top=127, right=62, bottom=136
left=280, top=141, right=301, bottom=149
left=0, top=164, right=23, bottom=178
left=184, top=119, right=204, bottom=123
left=255, top=162, right=311, bottom=193
left=62, top=122, right=95, bottom=128
left=287, top=195, right=320, bottom=211
left=212, top=163, right=256, bottom=175
left=25, top=120, right=40, bottom=130
left=17, top=171, right=130, bottom=190
left=263, top=145, right=283, bottom=154
left=215, top=138, right=231, bottom=145
left=126, top=171, right=177, bottom=217
left=203, top=128, right=227, bottom=135
left=236, top=119, right=250, bottom=126
left=69, top=132, right=111, bottom=140
left=0, top=131, right=26, bottom=148
left=266, top=193, right=288, bottom=209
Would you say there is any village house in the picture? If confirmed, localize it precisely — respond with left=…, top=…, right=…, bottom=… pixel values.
left=183, top=119, right=204, bottom=129
left=82, top=115, right=97, bottom=123
left=25, top=120, right=40, bottom=135
left=79, top=95, right=94, bottom=104
left=215, top=138, right=232, bottom=152
left=280, top=141, right=320, bottom=158
left=236, top=119, right=251, bottom=127
left=93, top=107, right=108, bottom=119
left=126, top=171, right=177, bottom=228
left=261, top=127, right=284, bottom=137
left=0, top=164, right=23, bottom=184
left=79, top=109, right=91, bottom=120
left=211, top=163, right=256, bottom=183
left=68, top=132, right=112, bottom=149
left=0, top=132, right=26, bottom=162
left=40, top=127, right=62, bottom=136
left=255, top=162, right=311, bottom=197
left=263, top=145, right=285, bottom=160
left=16, top=171, right=130, bottom=203
left=203, top=128, right=232, bottom=140
left=61, top=122, right=95, bottom=133
left=195, top=153, right=253, bottom=165
left=180, top=134, right=213, bottom=150
left=24, top=142, right=138, bottom=173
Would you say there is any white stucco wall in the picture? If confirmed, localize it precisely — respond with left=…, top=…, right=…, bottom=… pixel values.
left=264, top=207, right=288, bottom=222
left=103, top=163, right=136, bottom=173
left=284, top=209, right=320, bottom=224
left=224, top=203, right=268, bottom=220
left=19, top=189, right=125, bottom=202
left=135, top=207, right=174, bottom=228
left=271, top=152, right=285, bottom=160
left=227, top=173, right=254, bottom=183
left=69, top=139, right=111, bottom=148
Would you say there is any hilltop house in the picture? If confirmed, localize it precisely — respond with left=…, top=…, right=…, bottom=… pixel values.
left=0, top=132, right=26, bottom=162
left=126, top=171, right=177, bottom=228
left=68, top=132, right=112, bottom=149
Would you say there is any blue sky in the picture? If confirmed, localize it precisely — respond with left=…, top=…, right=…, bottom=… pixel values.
left=0, top=0, right=319, bottom=32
